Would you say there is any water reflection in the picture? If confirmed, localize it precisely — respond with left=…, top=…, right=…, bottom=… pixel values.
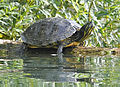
left=0, top=47, right=120, bottom=87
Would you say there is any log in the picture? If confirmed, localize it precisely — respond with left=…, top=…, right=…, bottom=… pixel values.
left=0, top=39, right=120, bottom=57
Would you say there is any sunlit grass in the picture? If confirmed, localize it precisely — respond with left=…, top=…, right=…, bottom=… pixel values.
left=0, top=0, right=119, bottom=47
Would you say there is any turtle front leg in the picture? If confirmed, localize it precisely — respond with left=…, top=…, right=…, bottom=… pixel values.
left=57, top=43, right=64, bottom=63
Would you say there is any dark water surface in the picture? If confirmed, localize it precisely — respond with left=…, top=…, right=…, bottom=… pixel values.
left=0, top=46, right=120, bottom=87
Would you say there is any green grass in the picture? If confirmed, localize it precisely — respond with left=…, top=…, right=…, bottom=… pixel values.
left=0, top=0, right=120, bottom=47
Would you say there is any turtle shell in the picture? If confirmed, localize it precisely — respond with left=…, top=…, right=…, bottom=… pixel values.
left=21, top=17, right=82, bottom=47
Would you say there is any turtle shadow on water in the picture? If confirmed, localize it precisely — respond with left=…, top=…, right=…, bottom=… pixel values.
left=19, top=44, right=75, bottom=63
left=20, top=46, right=92, bottom=82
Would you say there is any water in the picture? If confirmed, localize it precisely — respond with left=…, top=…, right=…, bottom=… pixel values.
left=0, top=45, right=120, bottom=87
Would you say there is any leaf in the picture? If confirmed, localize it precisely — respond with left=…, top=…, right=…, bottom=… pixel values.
left=0, top=20, right=7, bottom=25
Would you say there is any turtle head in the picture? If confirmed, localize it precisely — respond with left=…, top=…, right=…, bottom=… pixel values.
left=81, top=21, right=93, bottom=33
left=79, top=21, right=94, bottom=42
left=73, top=21, right=94, bottom=43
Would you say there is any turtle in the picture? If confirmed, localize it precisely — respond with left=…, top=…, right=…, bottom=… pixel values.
left=21, top=17, right=94, bottom=56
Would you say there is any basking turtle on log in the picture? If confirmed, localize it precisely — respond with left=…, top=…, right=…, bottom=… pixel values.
left=21, top=17, right=94, bottom=58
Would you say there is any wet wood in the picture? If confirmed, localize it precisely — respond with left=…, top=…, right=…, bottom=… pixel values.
left=0, top=39, right=120, bottom=57
left=72, top=46, right=119, bottom=57
left=0, top=39, right=21, bottom=44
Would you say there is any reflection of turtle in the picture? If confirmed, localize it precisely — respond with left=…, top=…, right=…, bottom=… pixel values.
left=21, top=17, right=94, bottom=55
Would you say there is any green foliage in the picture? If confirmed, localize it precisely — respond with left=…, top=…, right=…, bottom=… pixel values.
left=89, top=0, right=120, bottom=48
left=0, top=0, right=120, bottom=47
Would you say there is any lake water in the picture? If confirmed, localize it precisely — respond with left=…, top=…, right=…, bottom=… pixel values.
left=0, top=46, right=120, bottom=87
